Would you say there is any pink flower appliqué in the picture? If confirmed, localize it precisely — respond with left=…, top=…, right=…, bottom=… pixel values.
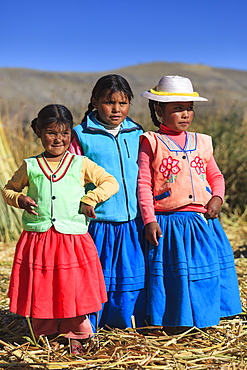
left=190, top=156, right=205, bottom=175
left=159, top=156, right=180, bottom=178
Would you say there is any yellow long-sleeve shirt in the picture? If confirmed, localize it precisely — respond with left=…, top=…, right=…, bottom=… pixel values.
left=2, top=155, right=119, bottom=209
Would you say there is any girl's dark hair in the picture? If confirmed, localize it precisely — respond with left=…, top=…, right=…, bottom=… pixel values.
left=81, top=74, right=134, bottom=122
left=148, top=100, right=167, bottom=127
left=31, top=104, right=74, bottom=134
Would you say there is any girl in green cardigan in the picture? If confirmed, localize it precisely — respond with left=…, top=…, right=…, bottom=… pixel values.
left=2, top=104, right=119, bottom=354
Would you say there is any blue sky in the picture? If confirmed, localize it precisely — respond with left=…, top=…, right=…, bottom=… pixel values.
left=1, top=0, right=247, bottom=73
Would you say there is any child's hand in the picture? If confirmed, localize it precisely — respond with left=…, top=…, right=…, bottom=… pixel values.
left=80, top=203, right=97, bottom=219
left=205, top=196, right=222, bottom=219
left=18, top=195, right=38, bottom=215
left=145, top=221, right=163, bottom=246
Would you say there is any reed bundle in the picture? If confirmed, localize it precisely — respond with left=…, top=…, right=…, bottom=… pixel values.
left=0, top=122, right=22, bottom=242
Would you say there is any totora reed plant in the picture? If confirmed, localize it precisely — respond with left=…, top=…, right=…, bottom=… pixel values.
left=0, top=121, right=23, bottom=242
left=1, top=106, right=247, bottom=242
left=0, top=106, right=42, bottom=242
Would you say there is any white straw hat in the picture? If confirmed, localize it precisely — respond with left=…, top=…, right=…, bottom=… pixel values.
left=141, top=75, right=208, bottom=102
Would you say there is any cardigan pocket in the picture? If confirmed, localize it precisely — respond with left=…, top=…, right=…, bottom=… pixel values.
left=206, top=186, right=212, bottom=194
left=154, top=191, right=171, bottom=201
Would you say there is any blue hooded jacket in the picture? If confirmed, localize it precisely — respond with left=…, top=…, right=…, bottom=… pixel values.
left=73, top=112, right=143, bottom=222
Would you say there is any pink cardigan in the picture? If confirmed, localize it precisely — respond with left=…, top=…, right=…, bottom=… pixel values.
left=138, top=125, right=225, bottom=225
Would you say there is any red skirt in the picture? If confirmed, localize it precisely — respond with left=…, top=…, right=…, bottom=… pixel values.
left=8, top=227, right=107, bottom=319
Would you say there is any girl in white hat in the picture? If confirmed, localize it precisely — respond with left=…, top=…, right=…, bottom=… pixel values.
left=138, top=75, right=241, bottom=332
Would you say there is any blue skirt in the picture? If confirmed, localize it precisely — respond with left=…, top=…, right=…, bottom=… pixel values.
left=147, top=212, right=242, bottom=328
left=88, top=217, right=147, bottom=329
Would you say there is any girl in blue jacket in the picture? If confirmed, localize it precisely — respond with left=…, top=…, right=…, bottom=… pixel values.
left=70, top=74, right=146, bottom=329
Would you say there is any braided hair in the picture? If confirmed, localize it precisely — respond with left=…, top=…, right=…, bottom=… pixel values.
left=148, top=100, right=167, bottom=128
left=81, top=74, right=134, bottom=123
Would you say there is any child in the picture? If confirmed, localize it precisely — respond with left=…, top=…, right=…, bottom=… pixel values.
left=1, top=104, right=119, bottom=353
left=138, top=75, right=242, bottom=331
left=69, top=74, right=146, bottom=329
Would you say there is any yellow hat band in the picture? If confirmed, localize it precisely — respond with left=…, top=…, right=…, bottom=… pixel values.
left=149, top=88, right=199, bottom=97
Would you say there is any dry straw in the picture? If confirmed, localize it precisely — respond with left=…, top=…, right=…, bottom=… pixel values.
left=0, top=316, right=247, bottom=369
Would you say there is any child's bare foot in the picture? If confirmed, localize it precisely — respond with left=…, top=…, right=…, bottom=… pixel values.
left=71, top=339, right=86, bottom=355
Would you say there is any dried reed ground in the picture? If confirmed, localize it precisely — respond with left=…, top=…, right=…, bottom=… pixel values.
left=0, top=219, right=247, bottom=369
